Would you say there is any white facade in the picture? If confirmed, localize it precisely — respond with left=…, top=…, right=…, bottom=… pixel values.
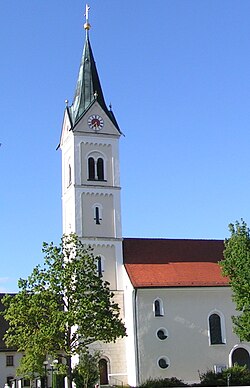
left=60, top=95, right=127, bottom=382
left=59, top=19, right=250, bottom=388
left=133, top=287, right=248, bottom=385
left=0, top=352, right=22, bottom=388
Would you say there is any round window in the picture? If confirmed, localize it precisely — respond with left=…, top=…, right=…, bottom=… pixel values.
left=157, top=329, right=168, bottom=340
left=158, top=357, right=169, bottom=369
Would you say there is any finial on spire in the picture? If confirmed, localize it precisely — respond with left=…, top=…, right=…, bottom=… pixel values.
left=84, top=4, right=91, bottom=31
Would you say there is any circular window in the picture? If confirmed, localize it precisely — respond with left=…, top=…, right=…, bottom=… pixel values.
left=157, top=328, right=168, bottom=340
left=158, top=357, right=169, bottom=369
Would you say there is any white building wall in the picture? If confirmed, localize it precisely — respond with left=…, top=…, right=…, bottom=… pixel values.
left=91, top=291, right=128, bottom=385
left=60, top=100, right=127, bottom=383
left=135, top=287, right=243, bottom=384
left=0, top=352, right=23, bottom=388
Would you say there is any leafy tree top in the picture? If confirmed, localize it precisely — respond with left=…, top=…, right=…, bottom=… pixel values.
left=221, top=219, right=250, bottom=341
left=2, top=234, right=126, bottom=378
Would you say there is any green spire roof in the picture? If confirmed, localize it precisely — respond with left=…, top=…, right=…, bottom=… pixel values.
left=70, top=31, right=107, bottom=123
left=69, top=29, right=120, bottom=133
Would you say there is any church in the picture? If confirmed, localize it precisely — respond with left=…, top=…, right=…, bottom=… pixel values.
left=58, top=7, right=250, bottom=386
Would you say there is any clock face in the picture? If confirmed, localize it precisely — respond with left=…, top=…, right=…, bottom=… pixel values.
left=88, top=115, right=104, bottom=131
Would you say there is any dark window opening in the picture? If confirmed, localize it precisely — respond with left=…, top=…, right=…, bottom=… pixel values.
left=6, top=355, right=14, bottom=366
left=157, top=329, right=168, bottom=340
left=232, top=348, right=250, bottom=369
left=158, top=358, right=169, bottom=369
left=94, top=207, right=102, bottom=225
left=97, top=158, right=104, bottom=180
left=88, top=157, right=95, bottom=180
left=68, top=164, right=72, bottom=186
left=7, top=377, right=13, bottom=386
left=209, top=313, right=224, bottom=344
left=98, top=257, right=102, bottom=277
left=154, top=300, right=163, bottom=317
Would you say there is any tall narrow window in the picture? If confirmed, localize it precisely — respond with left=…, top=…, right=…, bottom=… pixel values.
left=97, top=158, right=104, bottom=180
left=68, top=164, right=72, bottom=186
left=209, top=313, right=223, bottom=344
left=96, top=256, right=105, bottom=276
left=88, top=157, right=95, bottom=180
left=154, top=299, right=164, bottom=317
left=94, top=207, right=101, bottom=225
left=97, top=257, right=102, bottom=277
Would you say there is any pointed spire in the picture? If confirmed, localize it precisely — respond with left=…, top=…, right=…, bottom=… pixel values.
left=68, top=5, right=121, bottom=134
left=70, top=5, right=109, bottom=125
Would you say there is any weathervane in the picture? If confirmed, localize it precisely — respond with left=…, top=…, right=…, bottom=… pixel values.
left=84, top=4, right=91, bottom=31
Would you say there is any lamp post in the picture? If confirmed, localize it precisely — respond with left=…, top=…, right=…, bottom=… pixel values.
left=43, top=361, right=49, bottom=388
left=51, top=360, right=58, bottom=388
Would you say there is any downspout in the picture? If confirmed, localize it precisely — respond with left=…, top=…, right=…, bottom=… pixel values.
left=134, top=288, right=140, bottom=386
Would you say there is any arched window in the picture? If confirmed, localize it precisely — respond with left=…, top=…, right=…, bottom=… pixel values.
left=87, top=156, right=105, bottom=181
left=68, top=164, right=72, bottom=186
left=232, top=347, right=250, bottom=369
left=209, top=313, right=224, bottom=345
left=88, top=157, right=95, bottom=180
left=95, top=207, right=101, bottom=224
left=93, top=204, right=103, bottom=225
left=96, top=255, right=105, bottom=277
left=97, top=158, right=104, bottom=180
left=154, top=298, right=164, bottom=317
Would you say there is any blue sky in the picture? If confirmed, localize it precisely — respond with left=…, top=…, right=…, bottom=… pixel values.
left=1, top=1, right=250, bottom=292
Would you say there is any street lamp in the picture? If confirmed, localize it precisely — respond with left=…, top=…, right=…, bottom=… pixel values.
left=51, top=360, right=58, bottom=388
left=43, top=361, right=49, bottom=388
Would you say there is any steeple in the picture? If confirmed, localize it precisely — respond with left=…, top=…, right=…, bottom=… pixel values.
left=69, top=5, right=120, bottom=131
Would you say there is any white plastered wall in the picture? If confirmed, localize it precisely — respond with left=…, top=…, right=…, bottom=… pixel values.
left=135, top=287, right=241, bottom=384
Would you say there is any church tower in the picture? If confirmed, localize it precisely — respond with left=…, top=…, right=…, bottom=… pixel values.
left=59, top=6, right=128, bottom=384
left=59, top=6, right=123, bottom=291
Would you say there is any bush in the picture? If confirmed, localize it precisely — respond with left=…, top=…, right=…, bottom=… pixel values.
left=198, top=364, right=250, bottom=386
left=72, top=351, right=99, bottom=388
left=139, top=377, right=188, bottom=388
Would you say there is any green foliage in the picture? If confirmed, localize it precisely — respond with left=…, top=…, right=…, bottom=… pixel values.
left=139, top=377, right=187, bottom=388
left=2, top=234, right=126, bottom=385
left=72, top=350, right=99, bottom=388
left=198, top=364, right=250, bottom=386
left=221, top=219, right=250, bottom=341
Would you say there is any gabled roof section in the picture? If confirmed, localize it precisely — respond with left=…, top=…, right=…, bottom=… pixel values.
left=123, top=238, right=228, bottom=288
left=69, top=29, right=121, bottom=133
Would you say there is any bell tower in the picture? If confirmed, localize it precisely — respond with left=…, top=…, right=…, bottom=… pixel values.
left=59, top=5, right=123, bottom=291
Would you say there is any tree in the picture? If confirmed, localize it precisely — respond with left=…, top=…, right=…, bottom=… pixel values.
left=2, top=234, right=126, bottom=387
left=72, top=350, right=100, bottom=388
left=221, top=219, right=250, bottom=341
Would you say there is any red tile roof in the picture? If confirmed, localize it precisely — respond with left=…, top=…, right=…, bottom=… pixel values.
left=123, top=238, right=228, bottom=288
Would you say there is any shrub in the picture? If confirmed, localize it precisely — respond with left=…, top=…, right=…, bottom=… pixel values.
left=198, top=364, right=250, bottom=386
left=72, top=351, right=99, bottom=388
left=139, top=377, right=188, bottom=388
